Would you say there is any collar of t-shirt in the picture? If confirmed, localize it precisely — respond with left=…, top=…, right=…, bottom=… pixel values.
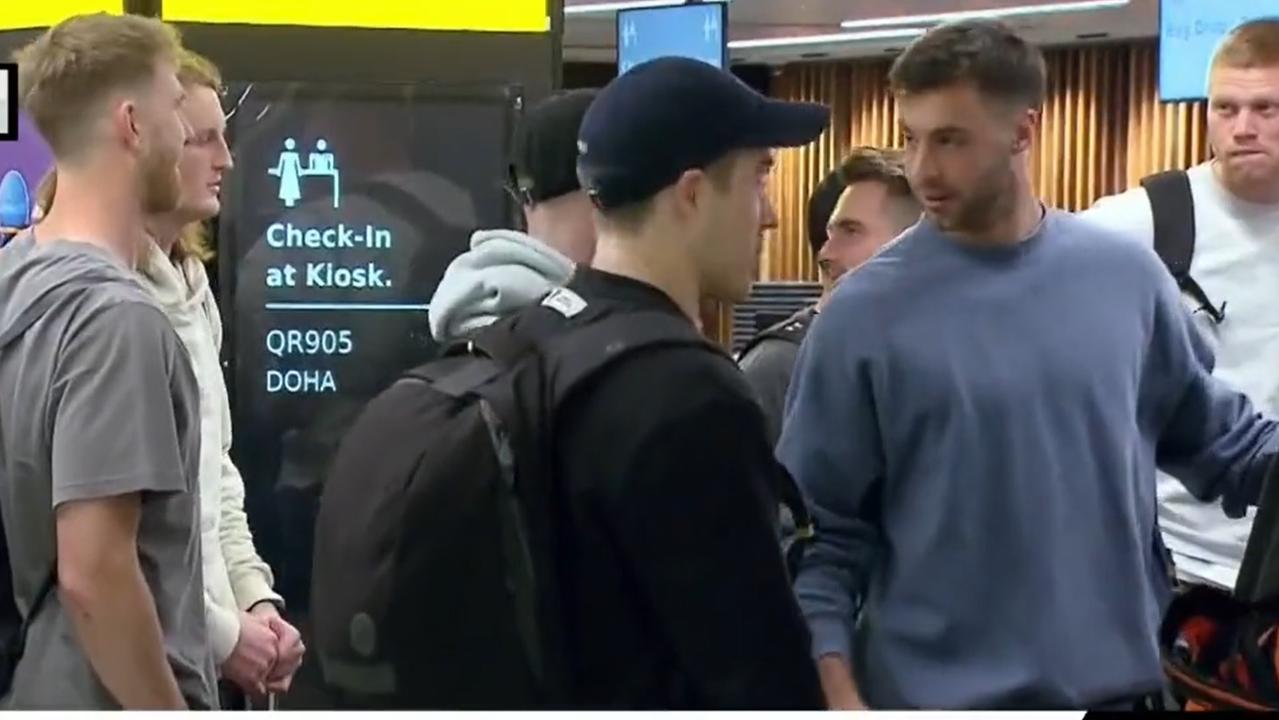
left=568, top=266, right=687, bottom=318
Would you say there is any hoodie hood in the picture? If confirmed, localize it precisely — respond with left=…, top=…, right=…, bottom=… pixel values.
left=0, top=232, right=143, bottom=349
left=138, top=240, right=210, bottom=316
left=428, top=229, right=575, bottom=342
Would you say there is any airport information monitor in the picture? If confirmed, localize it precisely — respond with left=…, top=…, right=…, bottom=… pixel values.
left=1159, top=0, right=1279, bottom=102
left=617, top=1, right=728, bottom=75
left=218, top=80, right=519, bottom=609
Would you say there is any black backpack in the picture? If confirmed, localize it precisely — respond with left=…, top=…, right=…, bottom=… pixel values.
left=1140, top=170, right=1226, bottom=324
left=312, top=289, right=793, bottom=709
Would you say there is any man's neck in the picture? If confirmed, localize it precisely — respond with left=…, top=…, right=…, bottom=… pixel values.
left=590, top=231, right=701, bottom=324
left=526, top=215, right=569, bottom=258
left=815, top=289, right=832, bottom=312
left=36, top=167, right=145, bottom=268
left=952, top=183, right=1043, bottom=247
left=146, top=215, right=185, bottom=258
left=1212, top=160, right=1279, bottom=205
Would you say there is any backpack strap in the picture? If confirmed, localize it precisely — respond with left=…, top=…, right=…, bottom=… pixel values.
left=1141, top=170, right=1226, bottom=324
left=736, top=306, right=816, bottom=362
left=10, top=570, right=55, bottom=649
left=538, top=308, right=713, bottom=402
left=414, top=287, right=626, bottom=399
left=413, top=354, right=505, bottom=400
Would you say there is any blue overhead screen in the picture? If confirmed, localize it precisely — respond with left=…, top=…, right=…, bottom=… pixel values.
left=617, top=2, right=727, bottom=75
left=1159, top=0, right=1279, bottom=102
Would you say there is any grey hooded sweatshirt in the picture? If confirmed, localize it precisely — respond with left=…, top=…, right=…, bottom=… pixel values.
left=0, top=233, right=216, bottom=709
left=429, top=228, right=575, bottom=343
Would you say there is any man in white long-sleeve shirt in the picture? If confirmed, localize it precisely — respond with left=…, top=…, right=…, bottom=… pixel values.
left=1081, top=18, right=1279, bottom=591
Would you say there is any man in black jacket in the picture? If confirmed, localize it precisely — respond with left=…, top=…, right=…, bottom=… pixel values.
left=549, top=56, right=829, bottom=709
left=738, top=147, right=919, bottom=445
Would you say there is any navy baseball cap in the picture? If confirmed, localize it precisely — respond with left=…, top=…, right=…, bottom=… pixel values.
left=577, top=56, right=830, bottom=210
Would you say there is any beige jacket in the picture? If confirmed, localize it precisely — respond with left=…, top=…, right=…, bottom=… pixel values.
left=138, top=242, right=282, bottom=666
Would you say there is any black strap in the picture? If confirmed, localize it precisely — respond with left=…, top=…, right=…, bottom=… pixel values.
left=736, top=307, right=815, bottom=361
left=1141, top=170, right=1226, bottom=324
left=1142, top=170, right=1196, bottom=278
left=417, top=356, right=505, bottom=400
left=14, top=569, right=55, bottom=647
left=538, top=308, right=713, bottom=402
left=433, top=290, right=714, bottom=405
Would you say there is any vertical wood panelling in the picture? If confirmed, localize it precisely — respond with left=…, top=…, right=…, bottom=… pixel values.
left=761, top=64, right=853, bottom=283
left=1123, top=44, right=1210, bottom=187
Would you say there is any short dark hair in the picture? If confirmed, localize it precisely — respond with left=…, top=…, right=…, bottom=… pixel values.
left=836, top=146, right=912, bottom=197
left=807, top=146, right=917, bottom=256
left=888, top=19, right=1046, bottom=109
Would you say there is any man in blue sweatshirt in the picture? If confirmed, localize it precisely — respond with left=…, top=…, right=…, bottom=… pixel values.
left=778, top=19, right=1279, bottom=711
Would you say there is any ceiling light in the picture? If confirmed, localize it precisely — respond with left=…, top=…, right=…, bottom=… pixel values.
left=840, top=0, right=1129, bottom=29
left=565, top=0, right=729, bottom=15
left=729, top=27, right=926, bottom=50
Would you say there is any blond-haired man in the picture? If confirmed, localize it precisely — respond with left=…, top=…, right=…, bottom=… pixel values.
left=138, top=48, right=305, bottom=704
left=1083, top=18, right=1279, bottom=594
left=0, top=14, right=215, bottom=709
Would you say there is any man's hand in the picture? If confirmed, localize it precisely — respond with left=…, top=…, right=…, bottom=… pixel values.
left=818, top=655, right=867, bottom=710
left=250, top=603, right=305, bottom=694
left=221, top=611, right=279, bottom=695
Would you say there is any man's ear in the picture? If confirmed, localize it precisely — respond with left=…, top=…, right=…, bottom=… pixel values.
left=111, top=97, right=144, bottom=153
left=1012, top=107, right=1040, bottom=155
left=671, top=167, right=707, bottom=219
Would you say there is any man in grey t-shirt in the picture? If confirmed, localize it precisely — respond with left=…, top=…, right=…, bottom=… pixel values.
left=0, top=14, right=215, bottom=709
left=0, top=236, right=214, bottom=709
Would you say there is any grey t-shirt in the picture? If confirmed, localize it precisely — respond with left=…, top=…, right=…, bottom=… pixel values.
left=0, top=236, right=216, bottom=709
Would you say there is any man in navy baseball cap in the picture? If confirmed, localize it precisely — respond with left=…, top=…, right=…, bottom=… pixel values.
left=533, top=56, right=830, bottom=709
left=577, top=55, right=829, bottom=307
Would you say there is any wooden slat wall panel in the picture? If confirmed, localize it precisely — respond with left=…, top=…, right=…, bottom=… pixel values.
left=709, top=41, right=1211, bottom=346
left=761, top=64, right=853, bottom=283
left=1124, top=43, right=1210, bottom=186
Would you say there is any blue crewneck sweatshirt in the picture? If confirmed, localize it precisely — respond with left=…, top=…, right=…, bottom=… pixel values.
left=777, top=209, right=1278, bottom=710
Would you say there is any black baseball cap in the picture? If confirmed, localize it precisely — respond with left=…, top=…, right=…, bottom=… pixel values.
left=577, top=56, right=830, bottom=210
left=511, top=88, right=599, bottom=204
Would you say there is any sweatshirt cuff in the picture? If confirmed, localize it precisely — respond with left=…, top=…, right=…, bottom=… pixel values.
left=808, top=613, right=852, bottom=662
left=208, top=601, right=242, bottom=666
left=233, top=573, right=284, bottom=613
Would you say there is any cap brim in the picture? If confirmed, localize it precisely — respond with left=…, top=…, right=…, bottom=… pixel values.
left=742, top=99, right=831, bottom=148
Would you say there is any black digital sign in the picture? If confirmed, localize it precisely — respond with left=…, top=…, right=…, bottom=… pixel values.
left=217, top=80, right=519, bottom=622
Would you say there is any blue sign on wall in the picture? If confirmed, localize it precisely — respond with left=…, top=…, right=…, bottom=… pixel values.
left=1159, top=0, right=1279, bottom=102
left=617, top=2, right=727, bottom=75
